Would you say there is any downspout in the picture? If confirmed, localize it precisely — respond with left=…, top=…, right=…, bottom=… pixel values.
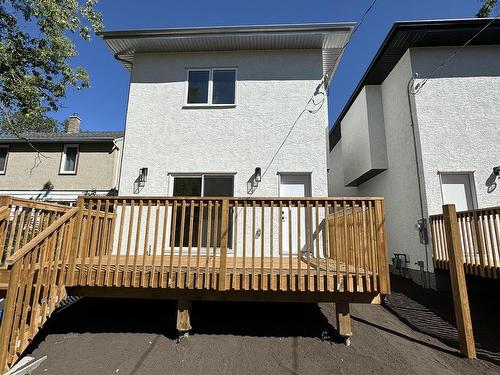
left=407, top=76, right=430, bottom=288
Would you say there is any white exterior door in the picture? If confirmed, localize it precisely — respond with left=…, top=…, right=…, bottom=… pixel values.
left=279, top=174, right=311, bottom=255
left=440, top=173, right=476, bottom=212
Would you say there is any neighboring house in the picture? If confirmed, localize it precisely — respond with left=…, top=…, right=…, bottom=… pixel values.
left=327, top=18, right=500, bottom=288
left=0, top=115, right=124, bottom=203
left=99, top=23, right=353, bottom=201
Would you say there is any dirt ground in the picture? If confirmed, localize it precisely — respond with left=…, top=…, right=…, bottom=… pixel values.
left=24, top=279, right=499, bottom=375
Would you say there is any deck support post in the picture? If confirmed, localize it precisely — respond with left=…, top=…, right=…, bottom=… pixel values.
left=442, top=204, right=476, bottom=359
left=176, top=299, right=192, bottom=337
left=336, top=302, right=352, bottom=346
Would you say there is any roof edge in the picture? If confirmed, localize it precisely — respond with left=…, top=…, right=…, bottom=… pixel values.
left=97, top=22, right=356, bottom=39
left=329, top=17, right=500, bottom=148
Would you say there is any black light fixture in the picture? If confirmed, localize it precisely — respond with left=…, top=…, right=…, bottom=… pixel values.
left=254, top=167, right=262, bottom=183
left=494, top=166, right=500, bottom=176
left=139, top=167, right=148, bottom=187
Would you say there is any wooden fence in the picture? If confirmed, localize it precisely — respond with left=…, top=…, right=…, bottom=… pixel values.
left=430, top=206, right=500, bottom=278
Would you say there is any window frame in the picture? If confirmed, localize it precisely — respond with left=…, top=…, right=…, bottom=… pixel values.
left=59, top=144, right=80, bottom=175
left=0, top=144, right=9, bottom=175
left=184, top=68, right=238, bottom=108
left=169, top=173, right=236, bottom=197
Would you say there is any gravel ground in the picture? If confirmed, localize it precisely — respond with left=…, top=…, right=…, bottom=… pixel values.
left=22, top=291, right=499, bottom=375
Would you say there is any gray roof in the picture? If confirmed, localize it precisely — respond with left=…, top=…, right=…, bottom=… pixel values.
left=98, top=23, right=354, bottom=78
left=0, top=131, right=124, bottom=143
left=329, top=17, right=500, bottom=150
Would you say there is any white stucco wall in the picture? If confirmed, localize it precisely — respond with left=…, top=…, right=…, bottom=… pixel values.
left=340, top=85, right=387, bottom=186
left=329, top=45, right=500, bottom=287
left=410, top=46, right=500, bottom=215
left=119, top=49, right=329, bottom=198
left=328, top=51, right=432, bottom=286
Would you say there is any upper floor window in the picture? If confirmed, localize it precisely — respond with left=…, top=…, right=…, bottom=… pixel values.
left=0, top=145, right=9, bottom=174
left=186, top=68, right=236, bottom=106
left=60, top=144, right=79, bottom=174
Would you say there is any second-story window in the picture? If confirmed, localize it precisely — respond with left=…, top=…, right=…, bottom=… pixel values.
left=186, top=68, right=236, bottom=106
left=0, top=145, right=9, bottom=174
left=60, top=144, right=79, bottom=174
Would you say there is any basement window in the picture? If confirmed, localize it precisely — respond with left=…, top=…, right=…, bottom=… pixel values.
left=60, top=144, right=79, bottom=174
left=0, top=145, right=9, bottom=174
left=185, top=68, right=236, bottom=106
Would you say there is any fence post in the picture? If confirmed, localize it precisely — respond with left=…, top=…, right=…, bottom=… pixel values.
left=218, top=199, right=229, bottom=291
left=374, top=200, right=390, bottom=294
left=66, top=196, right=84, bottom=286
left=442, top=204, right=476, bottom=359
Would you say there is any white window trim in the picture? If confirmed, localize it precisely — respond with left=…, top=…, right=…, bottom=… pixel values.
left=0, top=145, right=9, bottom=175
left=59, top=144, right=79, bottom=175
left=183, top=68, right=238, bottom=108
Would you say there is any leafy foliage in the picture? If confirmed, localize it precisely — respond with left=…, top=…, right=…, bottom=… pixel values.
left=477, top=0, right=499, bottom=17
left=0, top=0, right=102, bottom=134
left=0, top=111, right=63, bottom=133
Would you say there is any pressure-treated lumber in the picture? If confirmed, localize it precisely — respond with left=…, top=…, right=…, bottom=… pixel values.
left=442, top=204, right=476, bottom=359
left=336, top=301, right=352, bottom=345
left=176, top=299, right=192, bottom=333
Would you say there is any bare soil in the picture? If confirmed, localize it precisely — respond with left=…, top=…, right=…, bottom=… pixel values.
left=24, top=280, right=499, bottom=374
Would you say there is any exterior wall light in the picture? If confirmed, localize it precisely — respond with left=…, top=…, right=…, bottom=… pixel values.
left=139, top=168, right=148, bottom=187
left=254, top=167, right=262, bottom=183
left=494, top=166, right=500, bottom=176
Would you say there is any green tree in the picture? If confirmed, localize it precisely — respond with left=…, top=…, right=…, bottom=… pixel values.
left=0, top=111, right=62, bottom=133
left=477, top=0, right=499, bottom=17
left=0, top=0, right=103, bottom=136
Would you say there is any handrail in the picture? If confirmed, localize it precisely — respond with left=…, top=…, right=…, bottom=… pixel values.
left=430, top=205, right=500, bottom=218
left=5, top=207, right=79, bottom=266
left=8, top=197, right=71, bottom=212
left=430, top=205, right=500, bottom=278
left=80, top=195, right=386, bottom=202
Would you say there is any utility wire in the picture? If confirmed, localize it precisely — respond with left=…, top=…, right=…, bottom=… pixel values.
left=260, top=0, right=380, bottom=181
left=411, top=14, right=499, bottom=95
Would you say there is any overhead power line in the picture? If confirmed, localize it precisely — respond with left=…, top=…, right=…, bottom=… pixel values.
left=411, top=14, right=499, bottom=95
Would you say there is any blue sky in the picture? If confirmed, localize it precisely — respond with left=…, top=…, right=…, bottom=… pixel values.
left=57, top=0, right=486, bottom=132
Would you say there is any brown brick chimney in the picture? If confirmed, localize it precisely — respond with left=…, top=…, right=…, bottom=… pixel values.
left=67, top=114, right=81, bottom=133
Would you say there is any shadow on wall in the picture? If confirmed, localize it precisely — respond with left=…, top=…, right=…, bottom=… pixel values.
left=485, top=172, right=497, bottom=194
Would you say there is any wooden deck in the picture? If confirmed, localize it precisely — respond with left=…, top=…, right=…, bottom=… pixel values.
left=70, top=255, right=377, bottom=293
left=0, top=196, right=390, bottom=371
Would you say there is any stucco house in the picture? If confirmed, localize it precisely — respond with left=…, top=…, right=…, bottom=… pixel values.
left=0, top=115, right=124, bottom=203
left=327, top=18, right=500, bottom=288
left=99, top=23, right=352, bottom=203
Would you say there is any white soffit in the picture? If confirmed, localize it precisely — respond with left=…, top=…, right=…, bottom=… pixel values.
left=98, top=23, right=354, bottom=76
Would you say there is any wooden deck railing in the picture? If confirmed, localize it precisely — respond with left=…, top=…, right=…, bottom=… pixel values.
left=0, top=195, right=390, bottom=371
left=430, top=206, right=500, bottom=278
left=0, top=207, right=79, bottom=371
left=72, top=196, right=390, bottom=294
left=0, top=197, right=70, bottom=265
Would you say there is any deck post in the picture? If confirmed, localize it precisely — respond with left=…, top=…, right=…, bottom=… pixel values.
left=374, top=200, right=390, bottom=294
left=336, top=302, right=352, bottom=346
left=0, top=196, right=11, bottom=258
left=442, top=204, right=476, bottom=359
left=66, top=197, right=84, bottom=286
left=0, top=260, right=22, bottom=372
left=176, top=299, right=192, bottom=337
